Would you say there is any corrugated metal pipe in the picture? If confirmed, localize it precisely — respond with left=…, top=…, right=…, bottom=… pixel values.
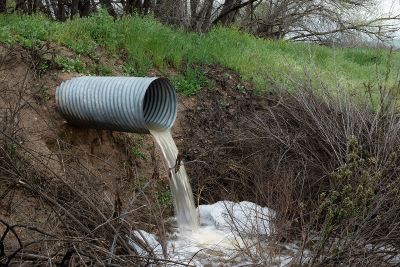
left=56, top=77, right=178, bottom=134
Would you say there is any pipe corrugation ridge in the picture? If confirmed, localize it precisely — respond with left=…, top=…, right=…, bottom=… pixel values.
left=56, top=77, right=178, bottom=134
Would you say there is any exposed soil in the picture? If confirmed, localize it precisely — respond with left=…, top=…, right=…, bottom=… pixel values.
left=0, top=45, right=172, bottom=236
left=0, top=43, right=259, bottom=232
left=0, top=44, right=268, bottom=266
left=1, top=34, right=399, bottom=267
left=177, top=64, right=260, bottom=204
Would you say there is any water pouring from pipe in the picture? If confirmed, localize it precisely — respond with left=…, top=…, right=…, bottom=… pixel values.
left=56, top=76, right=199, bottom=230
left=150, top=129, right=199, bottom=230
left=56, top=76, right=278, bottom=265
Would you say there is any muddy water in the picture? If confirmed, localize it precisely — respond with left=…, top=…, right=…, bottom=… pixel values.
left=149, top=130, right=280, bottom=266
left=150, top=129, right=199, bottom=230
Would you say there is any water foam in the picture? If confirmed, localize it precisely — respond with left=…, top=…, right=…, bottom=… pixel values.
left=149, top=130, right=283, bottom=266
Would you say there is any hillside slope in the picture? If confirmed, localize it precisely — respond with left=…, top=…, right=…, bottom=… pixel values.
left=1, top=13, right=400, bottom=266
left=0, top=42, right=260, bottom=265
left=1, top=13, right=399, bottom=96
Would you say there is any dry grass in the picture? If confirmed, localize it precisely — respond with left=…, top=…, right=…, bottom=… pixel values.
left=1, top=43, right=400, bottom=266
left=0, top=46, right=183, bottom=267
left=182, top=68, right=400, bottom=265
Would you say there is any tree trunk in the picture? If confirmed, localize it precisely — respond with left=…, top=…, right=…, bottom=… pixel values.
left=124, top=0, right=141, bottom=14
left=27, top=0, right=32, bottom=13
left=190, top=0, right=199, bottom=18
left=200, top=0, right=213, bottom=31
left=56, top=0, right=66, bottom=21
left=0, top=0, right=6, bottom=13
left=100, top=0, right=117, bottom=17
left=155, top=0, right=184, bottom=26
left=142, top=0, right=150, bottom=15
left=15, top=0, right=27, bottom=12
left=78, top=0, right=91, bottom=17
left=43, top=0, right=54, bottom=18
left=70, top=0, right=79, bottom=18
left=218, top=0, right=238, bottom=25
left=189, top=0, right=199, bottom=29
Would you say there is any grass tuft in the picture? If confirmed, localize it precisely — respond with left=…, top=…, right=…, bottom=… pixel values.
left=0, top=12, right=399, bottom=96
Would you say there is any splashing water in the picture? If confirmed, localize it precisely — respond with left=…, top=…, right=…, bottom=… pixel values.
left=139, top=130, right=282, bottom=265
left=150, top=129, right=199, bottom=230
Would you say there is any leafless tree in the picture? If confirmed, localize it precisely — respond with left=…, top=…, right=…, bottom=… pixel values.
left=189, top=0, right=215, bottom=31
left=4, top=0, right=399, bottom=44
left=237, top=0, right=400, bottom=42
left=0, top=0, right=6, bottom=13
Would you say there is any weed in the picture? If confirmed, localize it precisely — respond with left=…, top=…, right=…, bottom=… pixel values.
left=37, top=60, right=49, bottom=75
left=1, top=13, right=399, bottom=94
left=131, top=148, right=146, bottom=160
left=157, top=190, right=173, bottom=206
left=0, top=26, right=13, bottom=46
left=317, top=136, right=377, bottom=244
left=236, top=83, right=246, bottom=94
left=54, top=56, right=88, bottom=73
left=94, top=64, right=112, bottom=76
left=122, top=63, right=137, bottom=76
left=219, top=99, right=230, bottom=109
left=129, top=137, right=146, bottom=160
left=182, top=73, right=400, bottom=265
left=173, top=65, right=209, bottom=96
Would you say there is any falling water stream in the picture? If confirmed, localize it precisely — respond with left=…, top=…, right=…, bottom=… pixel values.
left=146, top=129, right=283, bottom=266
left=150, top=129, right=199, bottom=231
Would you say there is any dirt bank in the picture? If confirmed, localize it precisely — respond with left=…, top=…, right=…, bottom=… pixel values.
left=0, top=44, right=256, bottom=253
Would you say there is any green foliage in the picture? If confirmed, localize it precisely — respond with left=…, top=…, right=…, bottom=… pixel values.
left=129, top=137, right=146, bottom=160
left=344, top=50, right=383, bottom=65
left=157, top=190, right=173, bottom=206
left=317, top=136, right=379, bottom=240
left=122, top=63, right=137, bottom=76
left=0, top=15, right=49, bottom=48
left=36, top=60, right=50, bottom=76
left=1, top=12, right=399, bottom=95
left=172, top=65, right=209, bottom=96
left=0, top=26, right=13, bottom=46
left=94, top=64, right=113, bottom=76
left=54, top=56, right=88, bottom=73
left=6, top=141, right=18, bottom=156
left=131, top=148, right=146, bottom=160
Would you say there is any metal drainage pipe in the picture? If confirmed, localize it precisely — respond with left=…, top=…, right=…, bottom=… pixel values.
left=56, top=76, right=178, bottom=134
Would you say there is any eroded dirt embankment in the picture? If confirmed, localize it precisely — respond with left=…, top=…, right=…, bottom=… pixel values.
left=0, top=45, right=170, bottom=232
left=0, top=44, right=257, bottom=253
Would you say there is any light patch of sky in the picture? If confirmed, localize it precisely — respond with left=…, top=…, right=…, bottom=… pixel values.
left=215, top=0, right=400, bottom=37
left=379, top=0, right=400, bottom=37
left=380, top=0, right=400, bottom=15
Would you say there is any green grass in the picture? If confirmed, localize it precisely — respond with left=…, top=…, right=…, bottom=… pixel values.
left=0, top=11, right=399, bottom=95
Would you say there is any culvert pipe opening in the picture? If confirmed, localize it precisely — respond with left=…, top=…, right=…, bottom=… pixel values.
left=143, top=78, right=177, bottom=130
left=56, top=76, right=178, bottom=133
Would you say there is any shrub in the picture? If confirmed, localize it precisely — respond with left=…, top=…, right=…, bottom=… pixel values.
left=182, top=73, right=400, bottom=265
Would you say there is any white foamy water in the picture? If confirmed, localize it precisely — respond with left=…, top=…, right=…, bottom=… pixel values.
left=168, top=201, right=277, bottom=266
left=150, top=129, right=199, bottom=230
left=147, top=129, right=292, bottom=266
left=128, top=201, right=289, bottom=266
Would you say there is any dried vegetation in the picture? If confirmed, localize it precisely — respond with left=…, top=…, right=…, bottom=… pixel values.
left=182, top=65, right=400, bottom=266
left=1, top=42, right=400, bottom=266
left=0, top=46, right=178, bottom=266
